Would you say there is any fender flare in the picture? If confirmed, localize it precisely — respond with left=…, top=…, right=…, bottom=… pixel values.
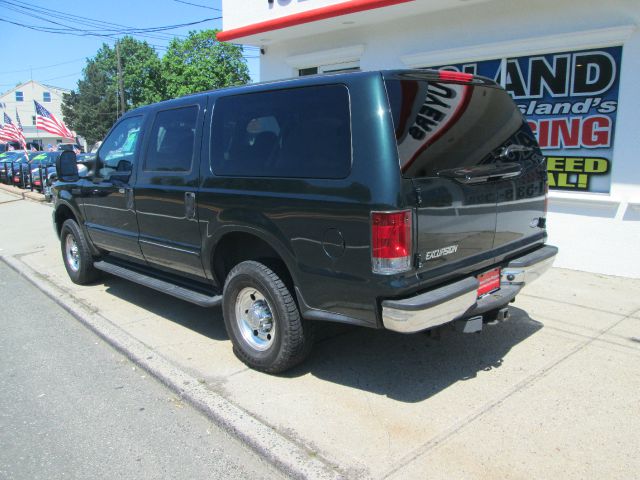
left=202, top=223, right=299, bottom=286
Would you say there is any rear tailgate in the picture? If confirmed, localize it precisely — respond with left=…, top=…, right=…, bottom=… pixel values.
left=384, top=71, right=547, bottom=280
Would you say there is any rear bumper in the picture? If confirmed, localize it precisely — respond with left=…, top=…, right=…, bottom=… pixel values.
left=381, top=245, right=557, bottom=333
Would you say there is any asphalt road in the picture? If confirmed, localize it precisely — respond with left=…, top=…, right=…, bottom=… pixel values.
left=0, top=262, right=285, bottom=480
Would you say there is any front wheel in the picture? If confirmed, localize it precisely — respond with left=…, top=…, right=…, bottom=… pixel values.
left=222, top=261, right=314, bottom=374
left=60, top=219, right=99, bottom=285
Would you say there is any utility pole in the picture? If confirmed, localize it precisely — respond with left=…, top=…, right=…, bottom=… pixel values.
left=116, top=41, right=126, bottom=116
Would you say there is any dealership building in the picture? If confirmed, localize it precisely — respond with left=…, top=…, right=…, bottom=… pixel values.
left=219, top=0, right=640, bottom=278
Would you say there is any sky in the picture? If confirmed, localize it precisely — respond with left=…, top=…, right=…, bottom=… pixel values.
left=0, top=0, right=260, bottom=94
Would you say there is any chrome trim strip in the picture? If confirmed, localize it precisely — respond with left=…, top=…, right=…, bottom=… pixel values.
left=138, top=238, right=201, bottom=256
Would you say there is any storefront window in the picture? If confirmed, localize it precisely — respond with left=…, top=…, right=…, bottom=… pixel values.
left=298, top=61, right=360, bottom=77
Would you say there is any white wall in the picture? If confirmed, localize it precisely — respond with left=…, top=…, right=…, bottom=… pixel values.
left=222, top=0, right=345, bottom=31
left=234, top=0, right=640, bottom=277
left=1, top=81, right=71, bottom=146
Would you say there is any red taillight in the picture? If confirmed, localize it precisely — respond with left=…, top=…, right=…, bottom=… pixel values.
left=371, top=210, right=412, bottom=274
left=438, top=70, right=474, bottom=82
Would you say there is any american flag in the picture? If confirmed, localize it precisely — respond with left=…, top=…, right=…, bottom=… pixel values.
left=34, top=100, right=74, bottom=140
left=0, top=125, right=16, bottom=142
left=15, top=109, right=24, bottom=132
left=2, top=112, right=26, bottom=147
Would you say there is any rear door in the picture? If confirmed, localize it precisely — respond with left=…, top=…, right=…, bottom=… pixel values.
left=134, top=97, right=207, bottom=278
left=384, top=73, right=547, bottom=276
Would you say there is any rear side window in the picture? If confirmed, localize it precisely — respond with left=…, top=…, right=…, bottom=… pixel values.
left=385, top=79, right=528, bottom=178
left=144, top=106, right=198, bottom=172
left=211, top=85, right=351, bottom=179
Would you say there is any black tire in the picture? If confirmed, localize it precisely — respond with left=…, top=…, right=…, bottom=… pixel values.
left=60, top=219, right=100, bottom=285
left=222, top=260, right=314, bottom=374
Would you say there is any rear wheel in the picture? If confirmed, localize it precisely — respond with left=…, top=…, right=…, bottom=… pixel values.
left=222, top=261, right=314, bottom=374
left=60, top=219, right=99, bottom=285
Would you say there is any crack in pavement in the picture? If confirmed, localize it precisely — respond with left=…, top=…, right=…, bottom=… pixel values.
left=380, top=305, right=640, bottom=480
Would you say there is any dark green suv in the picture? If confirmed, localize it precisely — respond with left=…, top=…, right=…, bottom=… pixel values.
left=53, top=70, right=557, bottom=373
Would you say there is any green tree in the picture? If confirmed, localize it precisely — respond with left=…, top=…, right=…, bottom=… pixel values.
left=62, top=37, right=164, bottom=144
left=62, top=59, right=117, bottom=145
left=162, top=29, right=250, bottom=98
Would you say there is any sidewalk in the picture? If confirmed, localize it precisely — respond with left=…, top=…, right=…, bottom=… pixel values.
left=0, top=182, right=47, bottom=202
left=1, top=190, right=639, bottom=479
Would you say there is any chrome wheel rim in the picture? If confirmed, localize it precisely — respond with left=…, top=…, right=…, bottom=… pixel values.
left=235, top=287, right=275, bottom=351
left=65, top=234, right=80, bottom=272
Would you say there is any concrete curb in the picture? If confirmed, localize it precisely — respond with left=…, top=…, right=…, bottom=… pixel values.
left=0, top=183, right=46, bottom=202
left=1, top=255, right=344, bottom=480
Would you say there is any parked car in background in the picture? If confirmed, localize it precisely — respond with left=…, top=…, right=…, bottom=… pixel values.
left=11, top=155, right=34, bottom=188
left=30, top=151, right=61, bottom=192
left=57, top=143, right=84, bottom=153
left=0, top=142, right=23, bottom=153
left=9, top=151, right=58, bottom=188
left=89, top=141, right=102, bottom=153
left=0, top=151, right=28, bottom=184
left=76, top=152, right=96, bottom=163
left=43, top=151, right=91, bottom=201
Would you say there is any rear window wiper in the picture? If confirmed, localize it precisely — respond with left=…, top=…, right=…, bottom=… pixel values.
left=437, top=162, right=522, bottom=184
left=499, top=144, right=534, bottom=160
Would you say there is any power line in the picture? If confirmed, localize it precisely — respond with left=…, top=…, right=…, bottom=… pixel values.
left=0, top=57, right=86, bottom=75
left=0, top=0, right=259, bottom=80
left=0, top=0, right=195, bottom=41
left=173, top=0, right=220, bottom=11
left=0, top=0, right=220, bottom=41
left=0, top=15, right=219, bottom=37
left=0, top=0, right=259, bottom=50
left=41, top=71, right=84, bottom=82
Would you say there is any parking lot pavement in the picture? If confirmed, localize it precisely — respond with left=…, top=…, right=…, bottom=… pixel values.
left=2, top=196, right=639, bottom=479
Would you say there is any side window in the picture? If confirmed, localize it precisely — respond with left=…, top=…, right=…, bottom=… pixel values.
left=144, top=106, right=198, bottom=172
left=211, top=85, right=351, bottom=179
left=99, top=116, right=142, bottom=170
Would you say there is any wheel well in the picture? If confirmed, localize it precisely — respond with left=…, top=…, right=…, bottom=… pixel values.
left=54, top=205, right=76, bottom=237
left=212, top=232, right=294, bottom=291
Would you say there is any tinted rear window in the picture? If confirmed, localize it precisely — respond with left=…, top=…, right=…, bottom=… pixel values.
left=211, top=85, right=351, bottom=179
left=385, top=79, right=526, bottom=178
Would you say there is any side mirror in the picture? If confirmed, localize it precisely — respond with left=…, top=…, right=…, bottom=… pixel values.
left=56, top=150, right=79, bottom=182
left=116, top=159, right=132, bottom=172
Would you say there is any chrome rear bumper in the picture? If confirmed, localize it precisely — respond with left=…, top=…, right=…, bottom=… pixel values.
left=381, top=245, right=557, bottom=333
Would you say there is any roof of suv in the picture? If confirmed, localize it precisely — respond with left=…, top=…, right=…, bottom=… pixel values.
left=123, top=69, right=498, bottom=118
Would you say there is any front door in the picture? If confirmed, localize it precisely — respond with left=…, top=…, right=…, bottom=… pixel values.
left=83, top=115, right=145, bottom=260
left=134, top=98, right=207, bottom=279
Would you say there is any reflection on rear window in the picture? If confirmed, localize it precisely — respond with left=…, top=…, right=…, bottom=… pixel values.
left=385, top=79, right=525, bottom=178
